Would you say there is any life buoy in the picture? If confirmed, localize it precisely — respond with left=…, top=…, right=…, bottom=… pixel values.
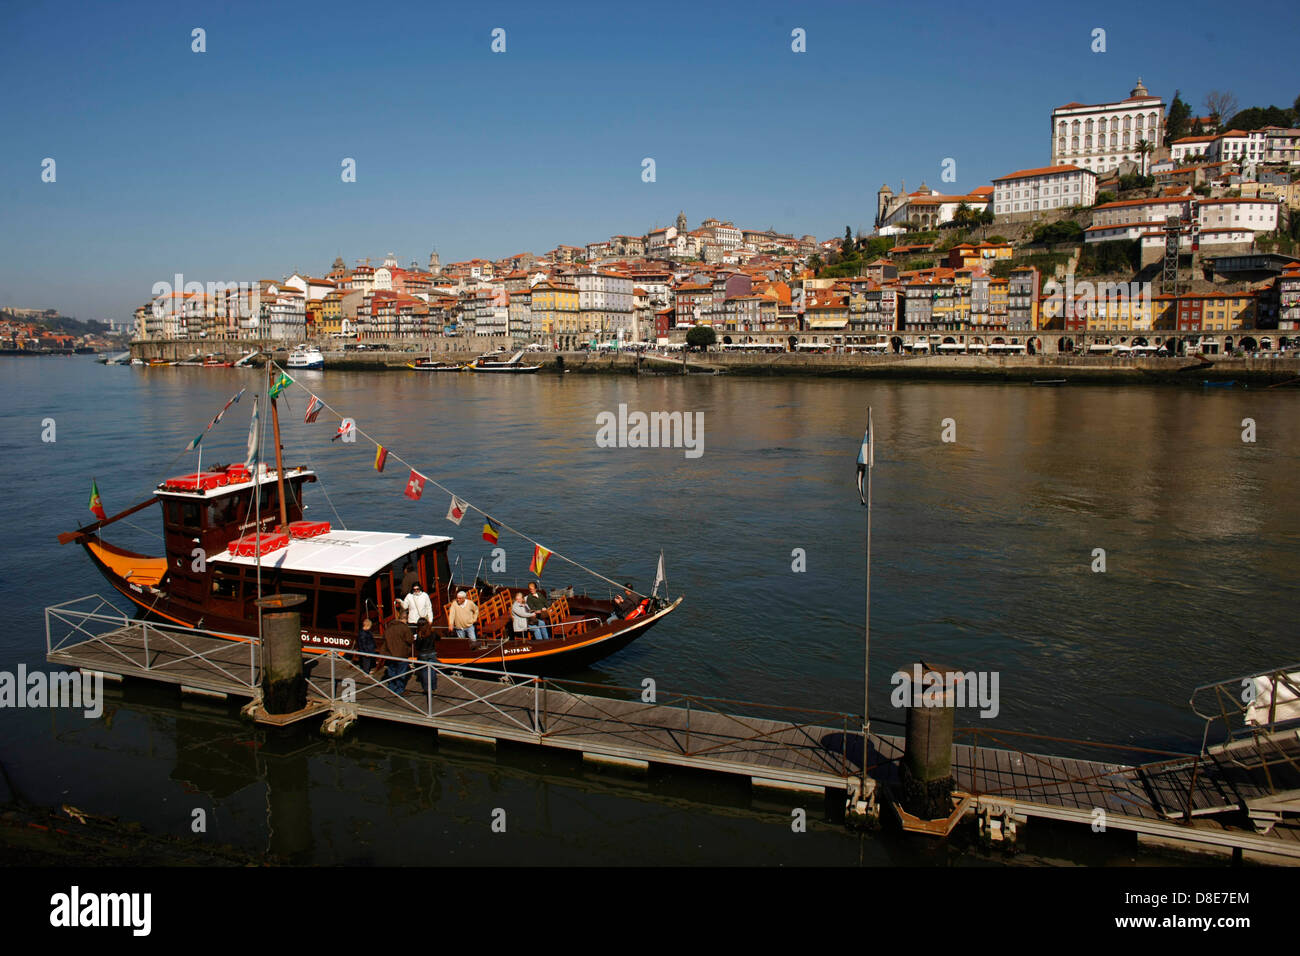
left=624, top=599, right=651, bottom=621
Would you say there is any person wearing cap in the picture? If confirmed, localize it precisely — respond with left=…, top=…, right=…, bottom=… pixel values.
left=447, top=590, right=479, bottom=642
left=400, top=582, right=433, bottom=628
left=607, top=583, right=637, bottom=623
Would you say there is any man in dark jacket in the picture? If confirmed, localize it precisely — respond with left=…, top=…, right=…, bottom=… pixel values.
left=384, top=605, right=414, bottom=694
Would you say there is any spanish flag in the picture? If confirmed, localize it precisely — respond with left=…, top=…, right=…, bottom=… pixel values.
left=88, top=478, right=107, bottom=522
left=374, top=445, right=389, bottom=472
left=529, top=544, right=552, bottom=577
left=481, top=517, right=500, bottom=544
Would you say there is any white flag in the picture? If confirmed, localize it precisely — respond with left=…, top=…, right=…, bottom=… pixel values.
left=446, top=495, right=468, bottom=525
left=856, top=408, right=874, bottom=506
left=652, top=550, right=666, bottom=596
left=244, top=395, right=261, bottom=471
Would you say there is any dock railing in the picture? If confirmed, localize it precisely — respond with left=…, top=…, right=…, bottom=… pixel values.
left=1189, top=663, right=1300, bottom=805
left=306, top=646, right=867, bottom=776
left=45, top=594, right=259, bottom=692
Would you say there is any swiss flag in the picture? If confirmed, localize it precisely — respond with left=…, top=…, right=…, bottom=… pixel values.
left=404, top=470, right=425, bottom=500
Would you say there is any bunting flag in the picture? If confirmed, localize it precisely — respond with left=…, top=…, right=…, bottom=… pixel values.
left=269, top=371, right=293, bottom=400
left=245, top=396, right=261, bottom=471
left=88, top=479, right=107, bottom=522
left=303, top=395, right=323, bottom=424
left=331, top=418, right=355, bottom=442
left=481, top=517, right=500, bottom=544
left=404, top=469, right=425, bottom=500
left=446, top=495, right=468, bottom=525
left=184, top=388, right=246, bottom=451
left=374, top=445, right=389, bottom=472
left=529, top=544, right=552, bottom=577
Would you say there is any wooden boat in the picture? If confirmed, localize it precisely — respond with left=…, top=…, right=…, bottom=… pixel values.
left=202, top=354, right=234, bottom=368
left=59, top=376, right=679, bottom=673
left=467, top=350, right=541, bottom=373
left=408, top=357, right=465, bottom=371
left=1202, top=380, right=1236, bottom=388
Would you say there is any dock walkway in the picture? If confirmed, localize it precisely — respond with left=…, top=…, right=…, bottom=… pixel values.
left=45, top=596, right=1300, bottom=861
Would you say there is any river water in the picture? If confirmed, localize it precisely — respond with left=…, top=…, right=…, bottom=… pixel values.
left=1, top=356, right=1296, bottom=864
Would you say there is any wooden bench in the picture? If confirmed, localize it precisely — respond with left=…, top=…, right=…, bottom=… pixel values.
left=546, top=596, right=590, bottom=640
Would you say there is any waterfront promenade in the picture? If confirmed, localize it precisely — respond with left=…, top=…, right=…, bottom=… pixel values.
left=126, top=339, right=1300, bottom=384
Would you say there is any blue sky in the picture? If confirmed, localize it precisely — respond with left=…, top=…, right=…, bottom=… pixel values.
left=1, top=0, right=1297, bottom=322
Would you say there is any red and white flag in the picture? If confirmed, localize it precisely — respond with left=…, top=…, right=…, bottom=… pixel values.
left=446, top=495, right=468, bottom=525
left=405, top=470, right=426, bottom=500
left=304, top=395, right=323, bottom=423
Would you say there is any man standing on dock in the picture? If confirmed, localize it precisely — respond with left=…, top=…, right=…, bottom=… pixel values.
left=384, top=608, right=414, bottom=694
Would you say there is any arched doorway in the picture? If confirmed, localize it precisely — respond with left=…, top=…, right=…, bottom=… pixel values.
left=890, top=336, right=903, bottom=354
left=787, top=335, right=797, bottom=352
left=1240, top=336, right=1258, bottom=352
left=1059, top=337, right=1074, bottom=353
left=722, top=335, right=733, bottom=345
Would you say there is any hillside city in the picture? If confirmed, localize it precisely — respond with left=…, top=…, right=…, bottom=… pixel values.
left=19, top=80, right=1300, bottom=355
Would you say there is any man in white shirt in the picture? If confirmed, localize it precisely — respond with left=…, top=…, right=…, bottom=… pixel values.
left=400, top=583, right=434, bottom=627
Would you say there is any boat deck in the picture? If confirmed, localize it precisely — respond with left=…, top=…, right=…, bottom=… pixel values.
left=44, top=599, right=1300, bottom=861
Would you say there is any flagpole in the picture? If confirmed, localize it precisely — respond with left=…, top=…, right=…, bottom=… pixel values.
left=862, top=407, right=874, bottom=789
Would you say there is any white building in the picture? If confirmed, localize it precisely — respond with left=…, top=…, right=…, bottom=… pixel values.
left=876, top=183, right=993, bottom=230
left=573, top=269, right=634, bottom=335
left=1051, top=79, right=1164, bottom=172
left=992, top=164, right=1097, bottom=221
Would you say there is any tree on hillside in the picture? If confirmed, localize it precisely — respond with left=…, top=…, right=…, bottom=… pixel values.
left=1226, top=104, right=1296, bottom=131
left=1190, top=118, right=1204, bottom=136
left=1136, top=139, right=1154, bottom=177
left=808, top=254, right=823, bottom=274
left=1166, top=90, right=1191, bottom=143
left=1204, top=91, right=1239, bottom=131
left=842, top=226, right=855, bottom=259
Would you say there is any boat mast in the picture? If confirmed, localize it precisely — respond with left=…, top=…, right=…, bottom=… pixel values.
left=267, top=359, right=290, bottom=531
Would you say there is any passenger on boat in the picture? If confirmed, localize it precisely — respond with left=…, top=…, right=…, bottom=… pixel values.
left=448, top=591, right=479, bottom=642
left=525, top=582, right=549, bottom=641
left=400, top=584, right=433, bottom=627
left=607, top=584, right=637, bottom=623
left=384, top=610, right=414, bottom=693
left=400, top=562, right=419, bottom=597
left=511, top=593, right=538, bottom=642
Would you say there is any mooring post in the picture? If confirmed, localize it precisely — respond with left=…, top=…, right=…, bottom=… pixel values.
left=258, top=594, right=307, bottom=715
left=899, top=660, right=956, bottom=821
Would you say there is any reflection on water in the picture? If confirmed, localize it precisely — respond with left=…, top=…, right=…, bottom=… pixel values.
left=1, top=358, right=1295, bottom=863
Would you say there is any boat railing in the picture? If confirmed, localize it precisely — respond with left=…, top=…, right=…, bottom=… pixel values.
left=45, top=594, right=259, bottom=691
left=1191, top=662, right=1300, bottom=751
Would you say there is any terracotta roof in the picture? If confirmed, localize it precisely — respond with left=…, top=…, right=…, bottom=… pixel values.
left=993, top=164, right=1093, bottom=182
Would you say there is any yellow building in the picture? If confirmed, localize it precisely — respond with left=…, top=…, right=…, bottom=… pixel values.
left=319, top=290, right=344, bottom=336
left=529, top=281, right=580, bottom=344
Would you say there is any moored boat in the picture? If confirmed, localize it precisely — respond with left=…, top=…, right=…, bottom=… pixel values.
left=60, top=373, right=679, bottom=673
left=408, top=357, right=465, bottom=371
left=287, top=345, right=325, bottom=370
left=467, top=350, right=541, bottom=373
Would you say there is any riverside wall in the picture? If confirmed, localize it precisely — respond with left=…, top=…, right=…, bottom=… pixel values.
left=128, top=339, right=1300, bottom=384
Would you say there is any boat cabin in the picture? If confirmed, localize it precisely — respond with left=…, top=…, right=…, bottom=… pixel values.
left=206, top=530, right=452, bottom=644
left=155, top=464, right=316, bottom=605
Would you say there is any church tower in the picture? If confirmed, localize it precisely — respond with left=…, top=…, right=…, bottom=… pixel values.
left=876, top=184, right=894, bottom=229
left=428, top=250, right=440, bottom=273
left=675, top=210, right=687, bottom=233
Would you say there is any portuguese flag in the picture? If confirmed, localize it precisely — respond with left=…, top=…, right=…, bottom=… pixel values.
left=88, top=479, right=107, bottom=521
